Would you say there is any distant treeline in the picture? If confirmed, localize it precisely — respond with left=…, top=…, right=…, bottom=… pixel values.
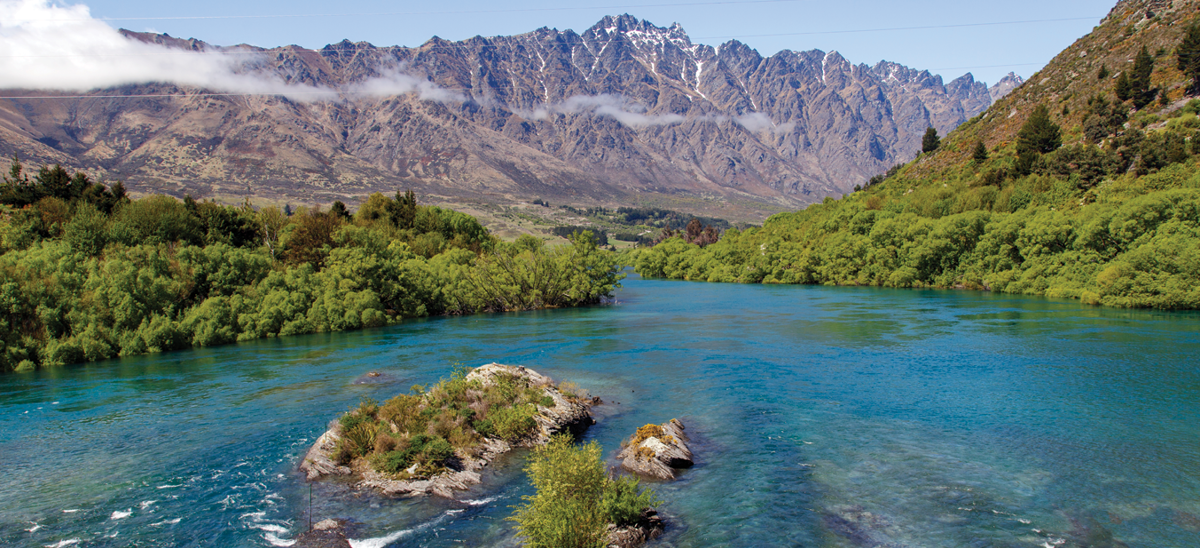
left=0, top=159, right=623, bottom=372
left=549, top=225, right=608, bottom=246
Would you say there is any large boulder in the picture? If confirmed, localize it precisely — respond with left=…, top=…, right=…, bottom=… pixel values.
left=616, top=419, right=694, bottom=480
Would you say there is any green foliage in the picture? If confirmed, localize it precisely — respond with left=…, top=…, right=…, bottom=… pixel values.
left=633, top=140, right=1200, bottom=310
left=922, top=127, right=940, bottom=153
left=972, top=140, right=988, bottom=162
left=1116, top=71, right=1132, bottom=102
left=1178, top=23, right=1200, bottom=92
left=509, top=435, right=661, bottom=548
left=333, top=366, right=577, bottom=478
left=0, top=167, right=624, bottom=371
left=1130, top=46, right=1157, bottom=109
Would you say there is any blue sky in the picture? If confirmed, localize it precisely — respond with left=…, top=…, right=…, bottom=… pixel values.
left=56, top=0, right=1116, bottom=86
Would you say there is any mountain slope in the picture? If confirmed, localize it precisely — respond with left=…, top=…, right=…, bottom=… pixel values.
left=631, top=0, right=1200, bottom=310
left=0, top=15, right=1016, bottom=219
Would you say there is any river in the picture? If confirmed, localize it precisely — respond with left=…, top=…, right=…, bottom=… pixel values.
left=2, top=275, right=1199, bottom=547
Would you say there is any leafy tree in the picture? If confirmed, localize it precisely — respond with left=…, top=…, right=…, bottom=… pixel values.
left=256, top=205, right=289, bottom=260
left=972, top=140, right=988, bottom=162
left=922, top=127, right=940, bottom=153
left=284, top=207, right=343, bottom=266
left=1177, top=23, right=1200, bottom=92
left=510, top=435, right=659, bottom=548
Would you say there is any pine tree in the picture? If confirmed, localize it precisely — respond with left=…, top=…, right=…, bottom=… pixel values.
left=972, top=140, right=988, bottom=162
left=921, top=127, right=940, bottom=153
left=1015, top=104, right=1061, bottom=175
left=1097, top=65, right=1109, bottom=80
left=1131, top=46, right=1156, bottom=108
left=1178, top=23, right=1200, bottom=92
left=1115, top=71, right=1132, bottom=102
left=1017, top=104, right=1062, bottom=155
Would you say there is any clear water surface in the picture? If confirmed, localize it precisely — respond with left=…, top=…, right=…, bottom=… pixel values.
left=2, top=275, right=1199, bottom=547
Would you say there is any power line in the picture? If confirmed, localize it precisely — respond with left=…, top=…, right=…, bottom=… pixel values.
left=693, top=17, right=1101, bottom=40
left=1, top=16, right=1102, bottom=59
left=18, top=0, right=808, bottom=22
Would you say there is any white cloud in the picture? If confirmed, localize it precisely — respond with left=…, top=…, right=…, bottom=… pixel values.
left=350, top=68, right=465, bottom=102
left=526, top=94, right=687, bottom=127
left=0, top=0, right=461, bottom=103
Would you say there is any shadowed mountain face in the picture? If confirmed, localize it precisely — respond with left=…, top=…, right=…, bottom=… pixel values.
left=0, top=15, right=1021, bottom=217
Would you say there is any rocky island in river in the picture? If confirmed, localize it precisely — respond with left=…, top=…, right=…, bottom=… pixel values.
left=300, top=363, right=596, bottom=498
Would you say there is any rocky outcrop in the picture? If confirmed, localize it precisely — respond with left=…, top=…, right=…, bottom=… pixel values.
left=617, top=418, right=694, bottom=480
left=0, top=16, right=1011, bottom=214
left=294, top=519, right=352, bottom=548
left=299, top=363, right=594, bottom=499
left=606, top=508, right=666, bottom=548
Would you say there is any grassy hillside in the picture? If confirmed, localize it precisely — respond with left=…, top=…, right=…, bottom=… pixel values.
left=631, top=0, right=1200, bottom=310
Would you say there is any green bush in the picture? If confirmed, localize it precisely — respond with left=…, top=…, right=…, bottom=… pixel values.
left=510, top=435, right=660, bottom=548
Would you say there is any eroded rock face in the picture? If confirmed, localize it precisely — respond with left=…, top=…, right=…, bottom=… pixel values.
left=298, top=363, right=594, bottom=499
left=0, top=16, right=1006, bottom=213
left=617, top=418, right=694, bottom=480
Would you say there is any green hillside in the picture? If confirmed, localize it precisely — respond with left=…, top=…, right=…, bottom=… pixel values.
left=632, top=0, right=1200, bottom=309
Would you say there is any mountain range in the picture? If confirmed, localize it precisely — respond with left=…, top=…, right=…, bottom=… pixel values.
left=0, top=15, right=1023, bottom=219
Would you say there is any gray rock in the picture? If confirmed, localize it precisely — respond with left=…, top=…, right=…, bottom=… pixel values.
left=0, top=16, right=1001, bottom=217
left=294, top=518, right=352, bottom=548
left=606, top=508, right=665, bottom=548
left=616, top=418, right=694, bottom=480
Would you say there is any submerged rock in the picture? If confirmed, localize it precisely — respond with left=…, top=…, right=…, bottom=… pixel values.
left=299, top=363, right=595, bottom=498
left=606, top=508, right=665, bottom=548
left=616, top=419, right=694, bottom=480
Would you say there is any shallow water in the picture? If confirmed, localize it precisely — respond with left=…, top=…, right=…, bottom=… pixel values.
left=2, top=276, right=1199, bottom=547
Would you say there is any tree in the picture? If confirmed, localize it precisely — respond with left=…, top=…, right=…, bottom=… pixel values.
left=509, top=435, right=659, bottom=548
left=1131, top=46, right=1156, bottom=108
left=329, top=200, right=351, bottom=220
left=1115, top=71, right=1132, bottom=101
left=972, top=140, right=989, bottom=162
left=1177, top=23, right=1200, bottom=92
left=396, top=189, right=417, bottom=230
left=921, top=127, right=940, bottom=153
left=1097, top=64, right=1110, bottom=80
left=1018, top=105, right=1062, bottom=155
left=1016, top=104, right=1061, bottom=175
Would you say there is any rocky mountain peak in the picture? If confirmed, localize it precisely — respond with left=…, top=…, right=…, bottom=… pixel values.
left=1, top=15, right=1021, bottom=219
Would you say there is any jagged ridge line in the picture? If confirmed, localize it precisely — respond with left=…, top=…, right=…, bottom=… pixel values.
left=1, top=16, right=1103, bottom=59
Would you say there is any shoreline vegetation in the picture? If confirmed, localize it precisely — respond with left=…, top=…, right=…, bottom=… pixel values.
left=0, top=161, right=623, bottom=373
left=629, top=10, right=1200, bottom=310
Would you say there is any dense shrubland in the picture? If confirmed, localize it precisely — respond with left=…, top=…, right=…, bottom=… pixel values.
left=633, top=91, right=1200, bottom=309
left=0, top=161, right=622, bottom=372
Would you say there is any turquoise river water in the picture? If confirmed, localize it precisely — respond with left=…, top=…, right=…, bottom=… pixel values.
left=2, top=275, right=1199, bottom=547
